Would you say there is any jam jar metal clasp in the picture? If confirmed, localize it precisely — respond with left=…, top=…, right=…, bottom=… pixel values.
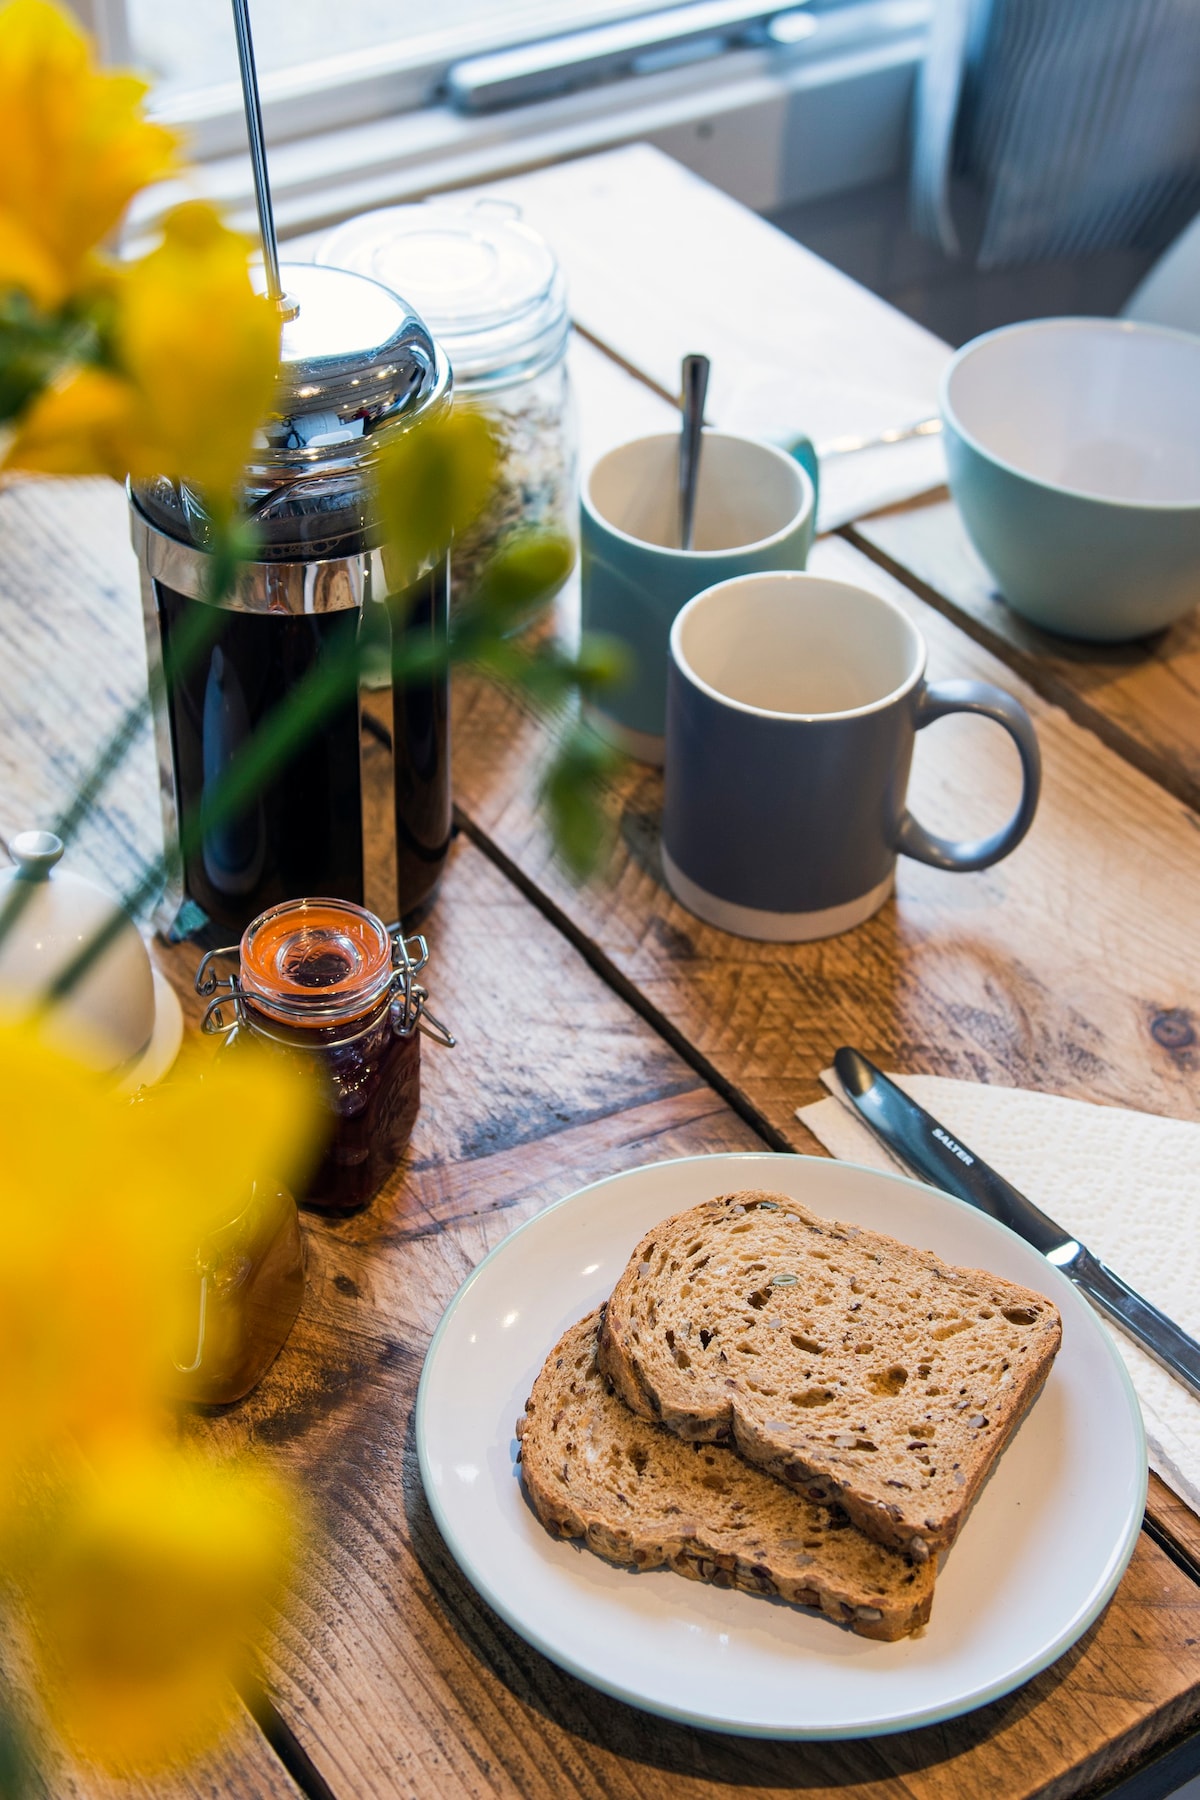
left=195, top=942, right=245, bottom=1036
left=195, top=919, right=456, bottom=1049
left=388, top=928, right=456, bottom=1048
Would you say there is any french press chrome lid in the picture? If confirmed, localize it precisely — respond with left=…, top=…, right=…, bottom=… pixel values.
left=131, top=0, right=451, bottom=577
left=132, top=262, right=451, bottom=572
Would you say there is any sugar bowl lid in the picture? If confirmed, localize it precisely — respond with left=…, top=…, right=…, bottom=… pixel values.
left=0, top=831, right=182, bottom=1089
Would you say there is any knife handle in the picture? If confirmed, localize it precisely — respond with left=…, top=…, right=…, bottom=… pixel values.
left=1065, top=1245, right=1200, bottom=1403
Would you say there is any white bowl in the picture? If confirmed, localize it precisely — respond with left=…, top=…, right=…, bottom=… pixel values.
left=941, top=318, right=1200, bottom=640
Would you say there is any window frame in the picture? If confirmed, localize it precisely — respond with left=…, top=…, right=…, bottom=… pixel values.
left=102, top=0, right=924, bottom=160
left=109, top=0, right=930, bottom=249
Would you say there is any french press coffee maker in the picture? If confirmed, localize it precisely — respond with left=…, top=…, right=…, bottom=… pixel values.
left=130, top=0, right=453, bottom=941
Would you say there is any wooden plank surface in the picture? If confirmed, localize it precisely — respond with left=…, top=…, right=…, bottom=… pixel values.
left=6, top=456, right=1200, bottom=1798
left=852, top=497, right=1200, bottom=818
left=1147, top=1472, right=1200, bottom=1581
left=32, top=1709, right=305, bottom=1800
left=454, top=529, right=1200, bottom=1132
left=0, top=474, right=160, bottom=898
left=0, top=1621, right=303, bottom=1800
left=477, top=144, right=950, bottom=530
left=159, top=844, right=1200, bottom=1800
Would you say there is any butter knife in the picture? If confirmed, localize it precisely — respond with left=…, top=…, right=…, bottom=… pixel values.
left=833, top=1045, right=1200, bottom=1401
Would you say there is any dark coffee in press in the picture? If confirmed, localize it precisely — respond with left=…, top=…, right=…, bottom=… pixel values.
left=131, top=261, right=455, bottom=940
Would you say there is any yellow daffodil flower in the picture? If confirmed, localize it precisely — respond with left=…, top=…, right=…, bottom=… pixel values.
left=116, top=200, right=283, bottom=507
left=0, top=363, right=143, bottom=478
left=0, top=1025, right=317, bottom=1772
left=3, top=201, right=282, bottom=509
left=0, top=1025, right=319, bottom=1528
left=0, top=0, right=179, bottom=309
left=374, top=407, right=498, bottom=593
left=22, top=1443, right=298, bottom=1771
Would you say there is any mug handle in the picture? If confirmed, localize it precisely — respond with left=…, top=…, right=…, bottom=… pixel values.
left=895, top=679, right=1042, bottom=872
left=779, top=431, right=819, bottom=510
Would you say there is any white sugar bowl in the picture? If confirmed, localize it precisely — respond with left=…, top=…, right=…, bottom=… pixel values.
left=0, top=830, right=182, bottom=1088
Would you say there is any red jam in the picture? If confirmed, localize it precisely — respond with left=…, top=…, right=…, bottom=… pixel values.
left=229, top=899, right=423, bottom=1213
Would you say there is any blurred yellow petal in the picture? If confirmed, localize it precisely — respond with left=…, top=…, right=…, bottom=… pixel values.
left=23, top=1443, right=298, bottom=1772
left=0, top=1023, right=312, bottom=1776
left=0, top=1030, right=183, bottom=1501
left=2, top=203, right=284, bottom=490
left=374, top=407, right=498, bottom=592
left=131, top=1039, right=323, bottom=1238
left=0, top=363, right=145, bottom=476
left=0, top=1026, right=317, bottom=1528
left=0, top=210, right=64, bottom=309
left=116, top=201, right=281, bottom=507
left=0, top=0, right=179, bottom=307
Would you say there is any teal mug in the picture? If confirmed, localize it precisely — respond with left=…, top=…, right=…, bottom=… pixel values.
left=580, top=430, right=816, bottom=762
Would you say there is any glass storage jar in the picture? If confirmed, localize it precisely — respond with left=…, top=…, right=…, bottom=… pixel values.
left=171, top=1177, right=305, bottom=1407
left=318, top=199, right=576, bottom=610
left=197, top=897, right=453, bottom=1214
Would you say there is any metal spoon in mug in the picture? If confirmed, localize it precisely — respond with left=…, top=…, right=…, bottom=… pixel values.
left=678, top=353, right=710, bottom=550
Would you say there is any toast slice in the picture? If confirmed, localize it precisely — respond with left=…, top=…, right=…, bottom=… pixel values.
left=517, top=1310, right=935, bottom=1641
left=597, top=1191, right=1061, bottom=1560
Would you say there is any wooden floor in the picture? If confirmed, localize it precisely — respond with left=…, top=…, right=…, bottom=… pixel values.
left=3, top=144, right=1200, bottom=1800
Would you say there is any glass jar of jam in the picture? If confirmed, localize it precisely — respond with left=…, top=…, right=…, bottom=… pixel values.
left=196, top=898, right=453, bottom=1213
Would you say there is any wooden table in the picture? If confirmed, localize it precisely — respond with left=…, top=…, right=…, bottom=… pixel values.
left=4, top=144, right=1200, bottom=1800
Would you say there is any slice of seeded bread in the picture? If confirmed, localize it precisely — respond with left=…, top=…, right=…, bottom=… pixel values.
left=518, top=1310, right=935, bottom=1641
left=597, top=1191, right=1062, bottom=1561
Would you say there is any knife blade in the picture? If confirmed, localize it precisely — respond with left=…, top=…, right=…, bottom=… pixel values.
left=833, top=1045, right=1200, bottom=1402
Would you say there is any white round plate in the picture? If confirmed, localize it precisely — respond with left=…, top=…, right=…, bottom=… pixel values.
left=416, top=1153, right=1146, bottom=1738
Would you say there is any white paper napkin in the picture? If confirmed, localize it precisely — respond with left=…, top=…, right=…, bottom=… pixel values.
left=797, top=1072, right=1200, bottom=1513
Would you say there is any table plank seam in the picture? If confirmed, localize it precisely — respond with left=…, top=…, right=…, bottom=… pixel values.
left=572, top=321, right=679, bottom=410
left=1141, top=1506, right=1200, bottom=1593
left=241, top=1679, right=341, bottom=1800
left=1081, top=1718, right=1200, bottom=1800
left=451, top=805, right=789, bottom=1154
left=1065, top=1704, right=1200, bottom=1800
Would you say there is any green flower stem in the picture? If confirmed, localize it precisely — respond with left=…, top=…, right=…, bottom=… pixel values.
left=37, top=534, right=623, bottom=1013
left=39, top=611, right=455, bottom=1009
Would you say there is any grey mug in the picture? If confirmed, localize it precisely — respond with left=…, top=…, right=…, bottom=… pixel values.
left=661, top=571, right=1041, bottom=942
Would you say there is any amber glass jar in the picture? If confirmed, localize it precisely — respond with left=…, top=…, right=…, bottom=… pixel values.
left=172, top=1179, right=305, bottom=1406
left=198, top=898, right=452, bottom=1213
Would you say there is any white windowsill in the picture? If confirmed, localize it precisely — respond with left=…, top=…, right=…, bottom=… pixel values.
left=126, top=0, right=929, bottom=246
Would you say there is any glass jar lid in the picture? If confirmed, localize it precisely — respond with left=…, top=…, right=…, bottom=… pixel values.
left=317, top=200, right=570, bottom=391
left=195, top=900, right=455, bottom=1048
left=239, top=898, right=396, bottom=1028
